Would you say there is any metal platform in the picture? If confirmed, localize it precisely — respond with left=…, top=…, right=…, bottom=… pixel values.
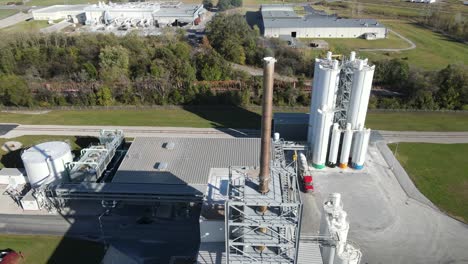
left=225, top=141, right=303, bottom=263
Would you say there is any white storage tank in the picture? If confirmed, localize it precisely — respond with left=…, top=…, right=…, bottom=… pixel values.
left=21, top=141, right=73, bottom=187
left=346, top=59, right=375, bottom=130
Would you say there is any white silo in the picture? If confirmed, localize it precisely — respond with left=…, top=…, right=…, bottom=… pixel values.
left=339, top=123, right=353, bottom=169
left=352, top=128, right=371, bottom=170
left=312, top=105, right=333, bottom=169
left=21, top=141, right=73, bottom=187
left=327, top=123, right=341, bottom=167
left=346, top=59, right=375, bottom=130
left=308, top=52, right=340, bottom=152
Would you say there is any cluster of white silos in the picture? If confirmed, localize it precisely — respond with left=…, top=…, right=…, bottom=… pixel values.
left=320, top=193, right=362, bottom=264
left=21, top=141, right=73, bottom=187
left=308, top=51, right=374, bottom=170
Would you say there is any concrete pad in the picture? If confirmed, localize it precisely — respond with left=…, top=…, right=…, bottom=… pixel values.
left=310, top=144, right=468, bottom=264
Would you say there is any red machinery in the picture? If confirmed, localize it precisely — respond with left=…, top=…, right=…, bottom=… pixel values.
left=303, top=175, right=314, bottom=193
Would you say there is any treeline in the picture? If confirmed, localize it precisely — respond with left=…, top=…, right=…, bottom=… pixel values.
left=203, top=0, right=242, bottom=11
left=372, top=59, right=468, bottom=110
left=0, top=32, right=245, bottom=107
left=422, top=10, right=468, bottom=42
left=0, top=31, right=312, bottom=108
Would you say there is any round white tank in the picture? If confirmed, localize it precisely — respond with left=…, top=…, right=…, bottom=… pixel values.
left=21, top=141, right=73, bottom=187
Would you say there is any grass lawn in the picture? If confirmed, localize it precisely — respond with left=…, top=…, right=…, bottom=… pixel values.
left=300, top=30, right=410, bottom=57
left=0, top=9, right=17, bottom=20
left=0, top=107, right=262, bottom=129
left=365, top=112, right=468, bottom=131
left=0, top=234, right=105, bottom=264
left=1, top=107, right=468, bottom=131
left=0, top=20, right=48, bottom=33
left=361, top=21, right=468, bottom=70
left=388, top=143, right=468, bottom=223
left=0, top=135, right=97, bottom=168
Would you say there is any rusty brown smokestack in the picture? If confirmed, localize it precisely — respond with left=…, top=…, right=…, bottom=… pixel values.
left=259, top=57, right=276, bottom=195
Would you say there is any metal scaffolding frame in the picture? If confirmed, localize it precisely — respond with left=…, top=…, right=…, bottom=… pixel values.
left=225, top=142, right=303, bottom=264
left=65, top=129, right=124, bottom=182
left=334, top=61, right=354, bottom=129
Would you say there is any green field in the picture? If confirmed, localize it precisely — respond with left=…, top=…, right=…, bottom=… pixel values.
left=0, top=9, right=17, bottom=19
left=0, top=107, right=262, bottom=129
left=388, top=143, right=468, bottom=223
left=1, top=108, right=468, bottom=131
left=361, top=21, right=468, bottom=70
left=0, top=20, right=48, bottom=33
left=302, top=20, right=468, bottom=70
left=0, top=234, right=105, bottom=264
left=301, top=30, right=410, bottom=57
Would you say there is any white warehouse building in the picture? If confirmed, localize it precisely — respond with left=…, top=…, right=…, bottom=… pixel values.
left=32, top=1, right=204, bottom=27
left=261, top=4, right=387, bottom=39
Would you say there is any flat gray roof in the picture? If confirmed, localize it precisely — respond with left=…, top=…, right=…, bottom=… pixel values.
left=113, top=137, right=260, bottom=193
left=33, top=4, right=88, bottom=13
left=261, top=4, right=384, bottom=29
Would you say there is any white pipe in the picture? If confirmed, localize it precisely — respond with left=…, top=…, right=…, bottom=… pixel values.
left=349, top=51, right=356, bottom=61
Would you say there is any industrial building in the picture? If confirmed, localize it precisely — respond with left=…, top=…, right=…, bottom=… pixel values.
left=31, top=1, right=205, bottom=27
left=0, top=54, right=375, bottom=264
left=261, top=4, right=387, bottom=39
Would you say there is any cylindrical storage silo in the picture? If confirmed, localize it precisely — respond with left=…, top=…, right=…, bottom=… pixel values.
left=352, top=128, right=371, bottom=170
left=308, top=56, right=340, bottom=150
left=327, top=123, right=341, bottom=167
left=312, top=105, right=333, bottom=169
left=346, top=60, right=375, bottom=130
left=339, top=123, right=353, bottom=169
left=21, top=141, right=73, bottom=187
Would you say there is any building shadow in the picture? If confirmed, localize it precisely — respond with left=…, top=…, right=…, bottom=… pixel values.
left=182, top=105, right=261, bottom=133
left=245, top=11, right=264, bottom=34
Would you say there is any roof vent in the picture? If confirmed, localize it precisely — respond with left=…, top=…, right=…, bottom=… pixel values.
left=156, top=162, right=168, bottom=170
left=163, top=142, right=175, bottom=150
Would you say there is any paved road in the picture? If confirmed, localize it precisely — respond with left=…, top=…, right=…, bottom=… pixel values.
left=3, top=124, right=468, bottom=143
left=0, top=12, right=32, bottom=29
left=0, top=124, right=260, bottom=139
left=312, top=144, right=468, bottom=264
left=360, top=29, right=416, bottom=52
left=374, top=130, right=468, bottom=144
left=40, top=20, right=72, bottom=33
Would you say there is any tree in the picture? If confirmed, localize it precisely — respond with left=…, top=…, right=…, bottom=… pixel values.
left=0, top=74, right=32, bottom=107
left=436, top=64, right=467, bottom=109
left=202, top=0, right=213, bottom=9
left=99, top=45, right=130, bottom=82
left=96, top=85, right=113, bottom=106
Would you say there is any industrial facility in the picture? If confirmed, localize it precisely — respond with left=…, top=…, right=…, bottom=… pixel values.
left=0, top=53, right=377, bottom=264
left=32, top=1, right=205, bottom=28
left=261, top=4, right=387, bottom=39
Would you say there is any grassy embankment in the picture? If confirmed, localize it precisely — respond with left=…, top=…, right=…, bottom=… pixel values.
left=1, top=107, right=468, bottom=131
left=388, top=143, right=468, bottom=223
left=0, top=20, right=48, bottom=33
left=0, top=9, right=17, bottom=19
left=0, top=234, right=105, bottom=264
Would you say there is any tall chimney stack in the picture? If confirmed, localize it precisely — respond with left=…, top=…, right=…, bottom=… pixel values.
left=259, top=57, right=276, bottom=195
